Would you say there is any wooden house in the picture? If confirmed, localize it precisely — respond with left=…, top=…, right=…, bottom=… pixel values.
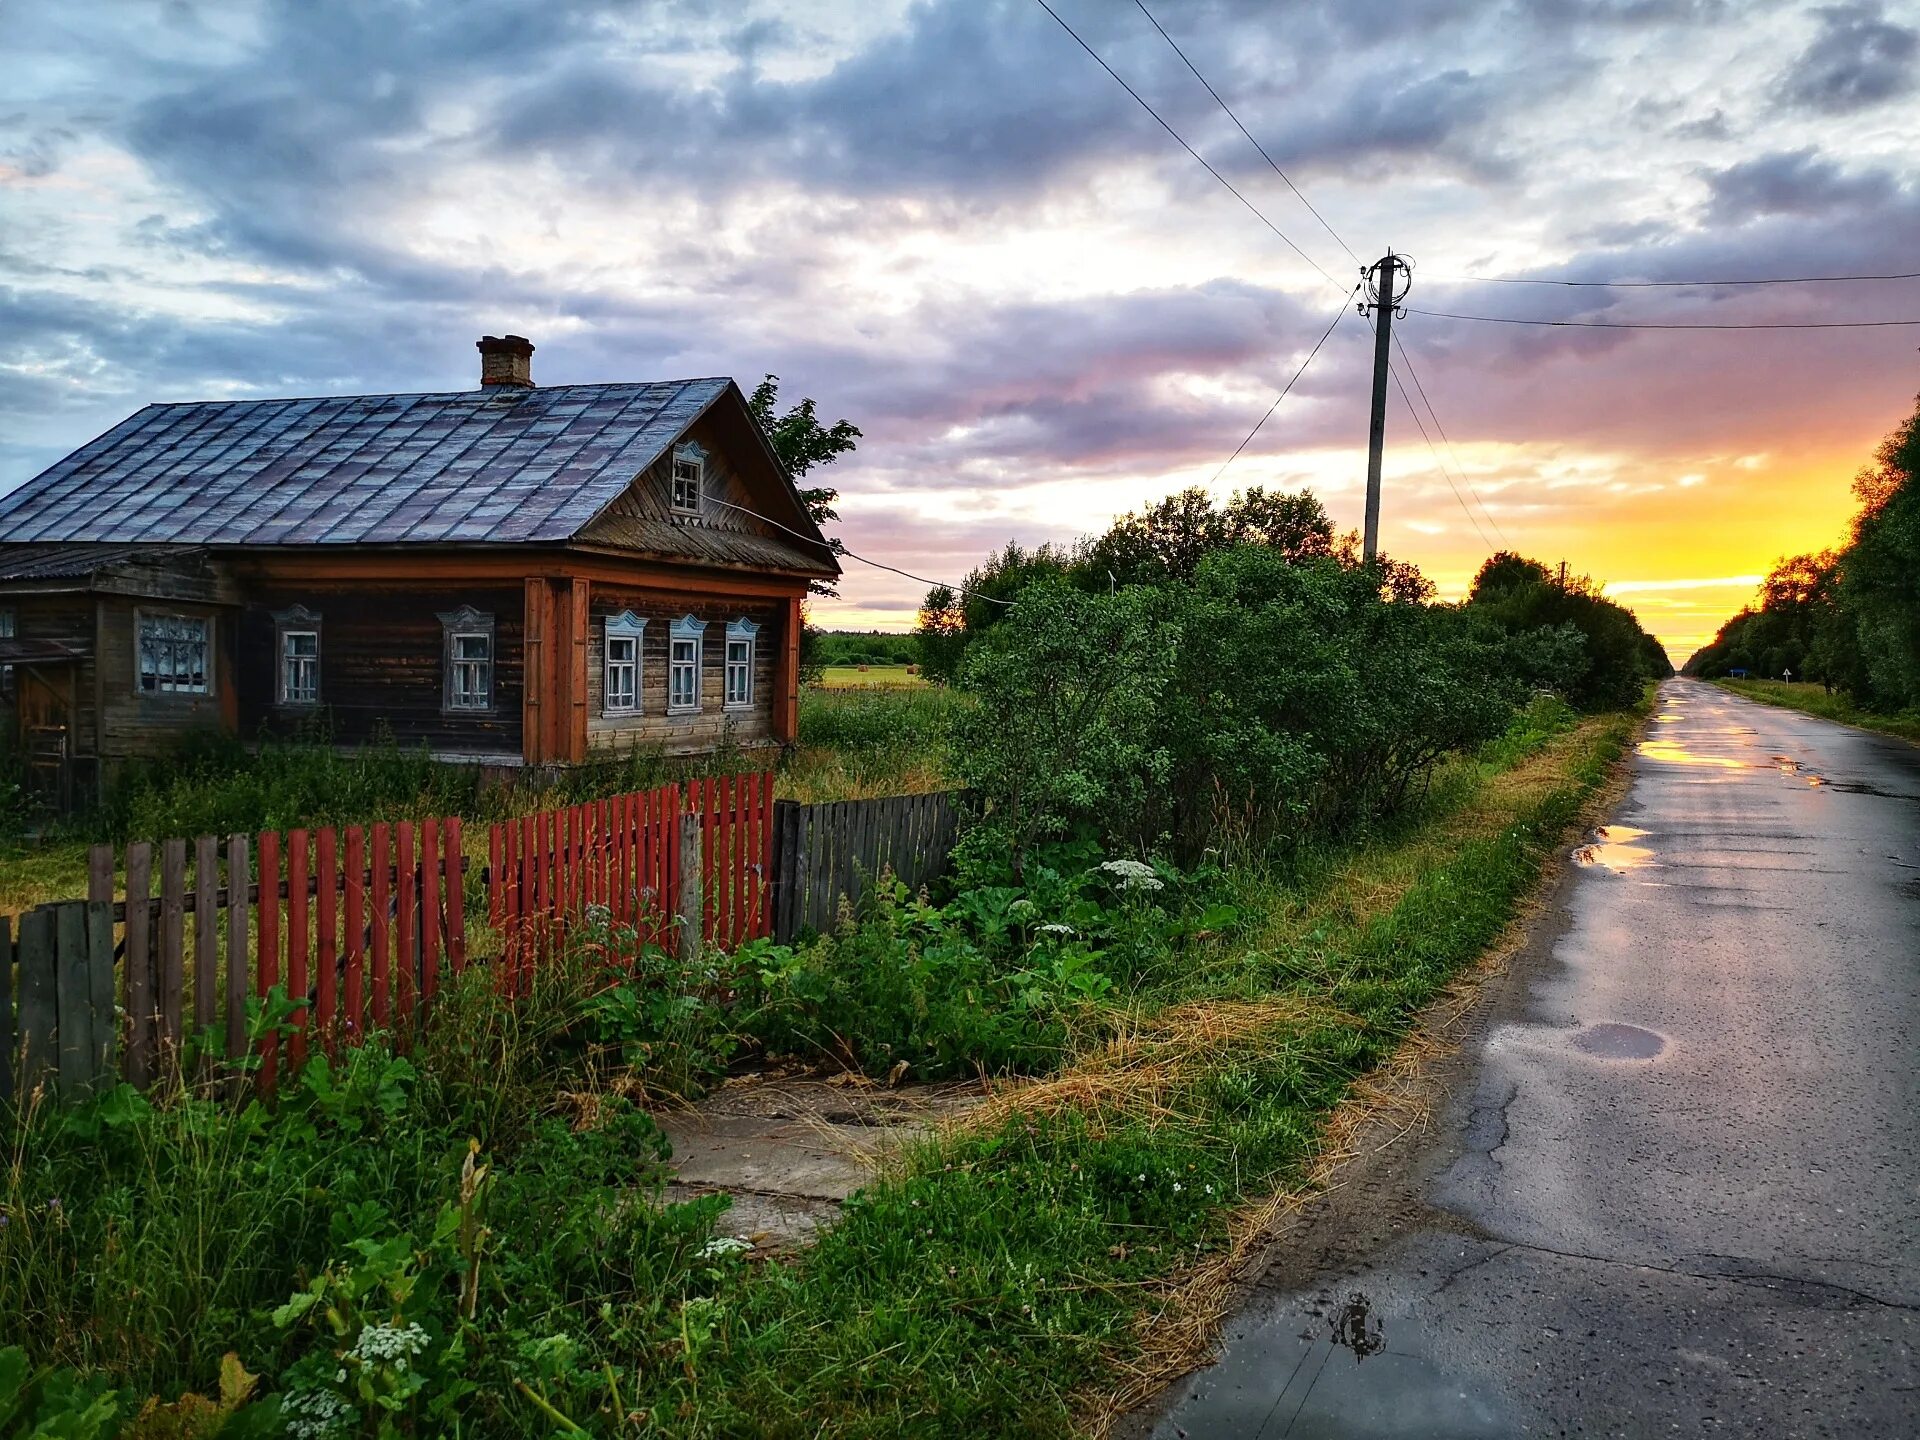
left=0, top=336, right=839, bottom=806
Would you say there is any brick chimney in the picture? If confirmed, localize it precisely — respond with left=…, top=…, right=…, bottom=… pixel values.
left=477, top=334, right=534, bottom=388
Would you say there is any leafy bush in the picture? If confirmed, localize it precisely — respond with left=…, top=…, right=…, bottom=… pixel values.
left=740, top=843, right=1235, bottom=1079
left=1465, top=552, right=1667, bottom=710
left=950, top=552, right=1523, bottom=859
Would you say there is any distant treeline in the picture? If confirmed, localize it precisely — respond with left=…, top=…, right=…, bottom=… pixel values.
left=1687, top=394, right=1920, bottom=713
left=811, top=630, right=921, bottom=667
left=914, top=486, right=1669, bottom=858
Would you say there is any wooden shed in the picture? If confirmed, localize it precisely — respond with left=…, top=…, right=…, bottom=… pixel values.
left=0, top=336, right=839, bottom=805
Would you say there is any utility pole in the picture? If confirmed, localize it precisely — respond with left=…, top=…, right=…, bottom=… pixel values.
left=1359, top=252, right=1412, bottom=562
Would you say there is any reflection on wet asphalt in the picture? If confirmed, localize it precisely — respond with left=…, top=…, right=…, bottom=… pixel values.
left=1132, top=680, right=1920, bottom=1438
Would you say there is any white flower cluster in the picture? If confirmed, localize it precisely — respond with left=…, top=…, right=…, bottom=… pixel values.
left=283, top=1386, right=352, bottom=1439
left=349, top=1321, right=430, bottom=1366
left=1037, top=923, right=1076, bottom=937
left=698, top=1236, right=753, bottom=1259
left=1097, top=858, right=1165, bottom=893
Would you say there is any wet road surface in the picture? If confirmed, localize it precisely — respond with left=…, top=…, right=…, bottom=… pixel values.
left=1131, top=679, right=1920, bottom=1437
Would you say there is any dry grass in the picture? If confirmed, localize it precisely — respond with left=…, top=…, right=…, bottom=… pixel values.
left=958, top=996, right=1348, bottom=1139
left=1072, top=714, right=1641, bottom=1436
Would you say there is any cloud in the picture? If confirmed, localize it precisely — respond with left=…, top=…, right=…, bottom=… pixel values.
left=1777, top=2, right=1918, bottom=115
left=1703, top=148, right=1897, bottom=223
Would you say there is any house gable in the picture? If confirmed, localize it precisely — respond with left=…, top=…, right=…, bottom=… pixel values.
left=572, top=385, right=837, bottom=578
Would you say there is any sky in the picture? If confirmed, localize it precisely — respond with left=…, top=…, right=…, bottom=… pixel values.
left=3, top=0, right=1918, bottom=662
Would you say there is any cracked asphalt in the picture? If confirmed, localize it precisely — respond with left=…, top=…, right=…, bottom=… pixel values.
left=1128, top=680, right=1920, bottom=1438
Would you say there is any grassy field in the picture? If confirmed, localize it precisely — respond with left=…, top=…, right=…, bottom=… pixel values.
left=815, top=665, right=926, bottom=688
left=1718, top=678, right=1920, bottom=743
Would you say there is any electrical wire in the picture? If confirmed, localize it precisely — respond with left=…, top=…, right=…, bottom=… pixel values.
left=1210, top=284, right=1359, bottom=484
left=1391, top=362, right=1495, bottom=554
left=1130, top=0, right=1362, bottom=268
left=1405, top=308, right=1920, bottom=330
left=1430, top=269, right=1920, bottom=289
left=1390, top=328, right=1510, bottom=547
left=1031, top=0, right=1345, bottom=289
left=705, top=495, right=1018, bottom=607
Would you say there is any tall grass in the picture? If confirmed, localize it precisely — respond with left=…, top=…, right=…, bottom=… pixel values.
left=1719, top=678, right=1920, bottom=743
left=782, top=684, right=968, bottom=802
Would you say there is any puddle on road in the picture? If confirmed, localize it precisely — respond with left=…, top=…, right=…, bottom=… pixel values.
left=1638, top=738, right=1748, bottom=769
left=1572, top=824, right=1654, bottom=872
left=1572, top=1022, right=1667, bottom=1060
left=1150, top=1290, right=1511, bottom=1439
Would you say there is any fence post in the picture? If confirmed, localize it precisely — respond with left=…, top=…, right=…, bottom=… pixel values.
left=86, top=899, right=114, bottom=1091
left=677, top=810, right=703, bottom=966
left=0, top=917, right=12, bottom=1106
left=53, top=903, right=93, bottom=1099
left=17, top=908, right=56, bottom=1098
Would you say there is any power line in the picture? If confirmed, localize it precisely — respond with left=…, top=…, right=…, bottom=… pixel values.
left=1362, top=304, right=1495, bottom=553
left=1030, top=0, right=1343, bottom=288
left=1390, top=328, right=1510, bottom=548
left=705, top=495, right=1017, bottom=606
left=1431, top=269, right=1920, bottom=289
left=1210, top=284, right=1359, bottom=484
left=1391, top=362, right=1495, bottom=554
left=1405, top=307, right=1920, bottom=331
left=1130, top=0, right=1362, bottom=268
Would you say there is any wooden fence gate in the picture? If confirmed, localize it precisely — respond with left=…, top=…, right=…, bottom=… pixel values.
left=770, top=790, right=961, bottom=941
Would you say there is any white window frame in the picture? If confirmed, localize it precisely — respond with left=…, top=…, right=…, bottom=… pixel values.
left=0, top=608, right=14, bottom=699
left=670, top=440, right=706, bottom=516
left=603, top=611, right=646, bottom=715
left=271, top=605, right=322, bottom=707
left=439, top=605, right=495, bottom=714
left=136, top=611, right=213, bottom=696
left=724, top=616, right=759, bottom=709
left=668, top=614, right=705, bottom=715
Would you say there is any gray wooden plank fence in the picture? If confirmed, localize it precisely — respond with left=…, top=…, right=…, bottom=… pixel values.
left=770, top=790, right=962, bottom=941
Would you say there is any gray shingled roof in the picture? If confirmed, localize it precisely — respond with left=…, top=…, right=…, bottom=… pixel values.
left=0, top=380, right=742, bottom=547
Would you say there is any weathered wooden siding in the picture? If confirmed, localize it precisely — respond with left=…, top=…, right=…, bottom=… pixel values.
left=237, top=584, right=525, bottom=757
left=97, top=595, right=236, bottom=760
left=584, top=588, right=783, bottom=754
left=0, top=593, right=97, bottom=749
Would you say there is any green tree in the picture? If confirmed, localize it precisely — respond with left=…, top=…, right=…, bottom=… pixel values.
left=749, top=375, right=862, bottom=600
left=915, top=585, right=968, bottom=685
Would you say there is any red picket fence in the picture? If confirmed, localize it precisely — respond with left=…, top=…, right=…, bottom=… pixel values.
left=4, top=772, right=777, bottom=1106
left=485, top=772, right=776, bottom=982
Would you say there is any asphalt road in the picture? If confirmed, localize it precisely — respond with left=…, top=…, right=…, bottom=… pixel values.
left=1131, top=679, right=1920, bottom=1438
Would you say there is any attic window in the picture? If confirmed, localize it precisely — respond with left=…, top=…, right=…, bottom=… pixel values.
left=671, top=441, right=705, bottom=516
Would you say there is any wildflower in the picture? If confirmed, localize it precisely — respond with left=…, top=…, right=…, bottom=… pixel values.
left=698, top=1237, right=753, bottom=1260
left=1172, top=1182, right=1183, bottom=1194
left=1096, top=858, right=1164, bottom=893
left=349, top=1321, right=430, bottom=1365
left=1037, top=923, right=1075, bottom=937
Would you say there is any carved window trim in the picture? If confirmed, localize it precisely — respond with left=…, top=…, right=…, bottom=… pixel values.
left=724, top=616, right=759, bottom=710
left=670, top=441, right=706, bottom=516
left=439, top=605, right=495, bottom=714
left=603, top=611, right=646, bottom=715
left=668, top=614, right=705, bottom=715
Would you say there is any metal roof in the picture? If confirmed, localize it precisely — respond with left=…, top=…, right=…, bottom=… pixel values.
left=0, top=543, right=197, bottom=582
left=0, top=380, right=740, bottom=548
